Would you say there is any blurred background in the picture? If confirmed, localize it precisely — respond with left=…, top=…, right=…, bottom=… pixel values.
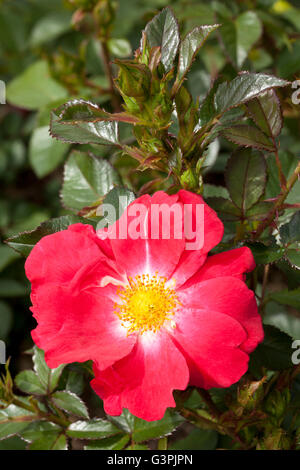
left=0, top=0, right=300, bottom=390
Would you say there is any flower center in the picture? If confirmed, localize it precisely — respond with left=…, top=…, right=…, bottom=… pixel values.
left=114, top=273, right=179, bottom=334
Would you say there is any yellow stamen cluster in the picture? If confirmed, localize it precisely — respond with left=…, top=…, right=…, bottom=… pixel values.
left=114, top=273, right=179, bottom=335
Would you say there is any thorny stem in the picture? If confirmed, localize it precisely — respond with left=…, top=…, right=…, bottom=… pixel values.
left=100, top=40, right=121, bottom=112
left=253, top=161, right=300, bottom=240
left=197, top=389, right=221, bottom=419
left=180, top=407, right=250, bottom=450
left=259, top=264, right=270, bottom=315
left=272, top=138, right=287, bottom=190
left=10, top=396, right=70, bottom=428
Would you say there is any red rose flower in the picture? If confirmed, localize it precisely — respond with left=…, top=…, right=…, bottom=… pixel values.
left=25, top=190, right=263, bottom=421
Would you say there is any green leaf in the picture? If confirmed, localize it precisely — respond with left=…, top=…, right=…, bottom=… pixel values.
left=144, top=7, right=180, bottom=72
left=202, top=185, right=229, bottom=199
left=108, top=38, right=132, bottom=58
left=197, top=77, right=222, bottom=127
left=50, top=101, right=120, bottom=145
left=115, top=61, right=151, bottom=100
left=6, top=61, right=67, bottom=110
left=266, top=151, right=300, bottom=203
left=277, top=40, right=300, bottom=79
left=84, top=434, right=130, bottom=450
left=132, top=410, right=184, bottom=443
left=264, top=301, right=300, bottom=340
left=221, top=125, right=274, bottom=152
left=21, top=421, right=61, bottom=443
left=176, top=25, right=219, bottom=86
left=0, top=436, right=27, bottom=450
left=0, top=245, right=19, bottom=272
left=0, top=301, right=13, bottom=340
left=214, top=73, right=288, bottom=116
left=108, top=409, right=135, bottom=434
left=0, top=404, right=35, bottom=439
left=33, top=347, right=65, bottom=394
left=170, top=428, right=218, bottom=450
left=225, top=149, right=267, bottom=213
left=29, top=432, right=67, bottom=450
left=285, top=249, right=300, bottom=270
left=64, top=369, right=85, bottom=396
left=62, top=151, right=121, bottom=211
left=52, top=391, right=89, bottom=419
left=250, top=325, right=293, bottom=371
left=29, top=126, right=69, bottom=178
left=219, top=11, right=262, bottom=68
left=15, top=371, right=46, bottom=395
left=245, top=242, right=284, bottom=265
left=0, top=279, right=28, bottom=297
left=29, top=12, right=71, bottom=47
left=5, top=215, right=94, bottom=257
left=67, top=419, right=121, bottom=439
left=101, top=187, right=136, bottom=225
left=205, top=197, right=241, bottom=222
left=246, top=89, right=282, bottom=138
left=279, top=212, right=300, bottom=246
left=269, top=288, right=300, bottom=310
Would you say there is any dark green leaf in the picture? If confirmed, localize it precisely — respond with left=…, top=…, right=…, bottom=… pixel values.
left=62, top=151, right=121, bottom=211
left=67, top=419, right=121, bottom=439
left=245, top=242, right=284, bottom=265
left=250, top=325, right=293, bottom=371
left=205, top=197, right=241, bottom=221
left=0, top=404, right=34, bottom=439
left=21, top=421, right=66, bottom=450
left=225, top=149, right=267, bottom=212
left=108, top=409, right=135, bottom=434
left=15, top=371, right=46, bottom=395
left=280, top=212, right=300, bottom=246
left=6, top=215, right=95, bottom=257
left=269, top=288, right=300, bottom=310
left=144, top=7, right=179, bottom=72
left=21, top=421, right=61, bottom=442
left=132, top=410, right=184, bottom=443
left=0, top=301, right=13, bottom=340
left=246, top=89, right=282, bottom=138
left=52, top=391, right=89, bottom=419
left=0, top=436, right=26, bottom=450
left=65, top=370, right=85, bottom=396
left=285, top=249, right=300, bottom=270
left=176, top=25, right=219, bottom=86
left=197, top=77, right=222, bottom=128
left=50, top=102, right=120, bottom=145
left=84, top=434, right=130, bottom=450
left=29, top=432, right=67, bottom=450
left=264, top=301, right=300, bottom=340
left=0, top=279, right=28, bottom=297
left=33, top=347, right=65, bottom=393
left=101, top=187, right=136, bottom=225
left=202, top=185, right=229, bottom=199
left=222, top=125, right=274, bottom=152
left=214, top=73, right=288, bottom=116
left=170, top=428, right=218, bottom=450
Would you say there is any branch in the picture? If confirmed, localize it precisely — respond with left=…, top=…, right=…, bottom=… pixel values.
left=100, top=40, right=121, bottom=112
left=253, top=161, right=300, bottom=240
